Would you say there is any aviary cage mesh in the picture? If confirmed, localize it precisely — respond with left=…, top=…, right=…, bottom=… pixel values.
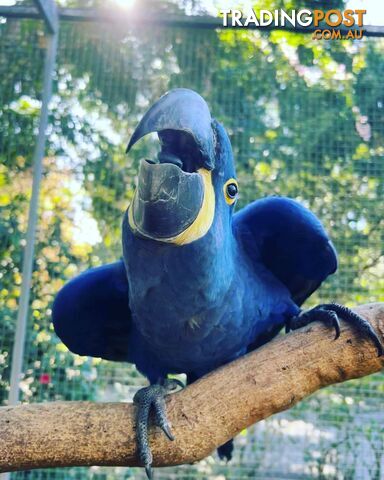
left=0, top=3, right=383, bottom=479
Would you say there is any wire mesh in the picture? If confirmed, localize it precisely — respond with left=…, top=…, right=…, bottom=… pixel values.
left=0, top=7, right=383, bottom=480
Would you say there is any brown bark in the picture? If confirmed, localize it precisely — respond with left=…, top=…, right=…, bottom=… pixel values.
left=1, top=303, right=383, bottom=473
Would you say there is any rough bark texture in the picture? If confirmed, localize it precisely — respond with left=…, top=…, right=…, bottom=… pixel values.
left=1, top=303, right=383, bottom=473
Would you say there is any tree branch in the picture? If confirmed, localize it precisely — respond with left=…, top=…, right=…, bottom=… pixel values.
left=1, top=303, right=383, bottom=473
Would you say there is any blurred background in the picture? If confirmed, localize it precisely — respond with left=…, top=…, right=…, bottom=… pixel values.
left=0, top=0, right=383, bottom=478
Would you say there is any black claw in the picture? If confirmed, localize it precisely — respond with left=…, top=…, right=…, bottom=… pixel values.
left=287, top=303, right=384, bottom=357
left=323, top=303, right=384, bottom=357
left=326, top=310, right=340, bottom=339
left=161, top=423, right=175, bottom=441
left=369, top=336, right=384, bottom=357
left=145, top=465, right=152, bottom=479
left=333, top=322, right=341, bottom=340
left=285, top=321, right=291, bottom=334
left=152, top=392, right=175, bottom=441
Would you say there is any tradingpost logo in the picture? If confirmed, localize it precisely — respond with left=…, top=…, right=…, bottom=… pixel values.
left=220, top=9, right=366, bottom=40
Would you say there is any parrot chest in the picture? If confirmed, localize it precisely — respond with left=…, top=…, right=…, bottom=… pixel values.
left=124, top=227, right=291, bottom=376
left=129, top=268, right=283, bottom=375
left=132, top=301, right=254, bottom=373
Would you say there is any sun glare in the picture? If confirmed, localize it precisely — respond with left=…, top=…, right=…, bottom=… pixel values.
left=113, top=0, right=136, bottom=10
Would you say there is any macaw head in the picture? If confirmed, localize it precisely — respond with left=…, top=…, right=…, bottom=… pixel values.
left=126, top=88, right=238, bottom=246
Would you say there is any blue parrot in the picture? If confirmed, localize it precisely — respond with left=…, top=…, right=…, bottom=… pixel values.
left=52, top=89, right=383, bottom=478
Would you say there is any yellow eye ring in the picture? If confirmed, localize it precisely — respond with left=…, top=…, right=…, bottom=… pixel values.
left=223, top=178, right=239, bottom=205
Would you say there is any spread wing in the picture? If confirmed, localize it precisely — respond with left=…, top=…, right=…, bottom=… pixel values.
left=233, top=196, right=338, bottom=306
left=52, top=260, right=133, bottom=362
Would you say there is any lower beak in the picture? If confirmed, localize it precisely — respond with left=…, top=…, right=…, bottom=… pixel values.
left=128, top=159, right=205, bottom=241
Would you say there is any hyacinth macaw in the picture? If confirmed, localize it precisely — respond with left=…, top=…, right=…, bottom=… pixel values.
left=52, top=89, right=383, bottom=478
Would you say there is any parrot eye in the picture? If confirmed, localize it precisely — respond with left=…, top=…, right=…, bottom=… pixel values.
left=227, top=183, right=238, bottom=198
left=224, top=179, right=239, bottom=205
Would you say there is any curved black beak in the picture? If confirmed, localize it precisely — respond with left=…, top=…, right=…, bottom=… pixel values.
left=126, top=88, right=215, bottom=170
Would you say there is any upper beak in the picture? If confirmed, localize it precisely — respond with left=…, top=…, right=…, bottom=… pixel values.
left=126, top=89, right=216, bottom=244
left=126, top=88, right=215, bottom=170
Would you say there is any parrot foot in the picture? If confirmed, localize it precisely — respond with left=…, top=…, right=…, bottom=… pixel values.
left=217, top=438, right=234, bottom=462
left=286, top=303, right=384, bottom=357
left=133, top=378, right=184, bottom=479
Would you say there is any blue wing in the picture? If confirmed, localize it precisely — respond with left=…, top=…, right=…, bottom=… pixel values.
left=233, top=197, right=338, bottom=306
left=52, top=260, right=132, bottom=362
